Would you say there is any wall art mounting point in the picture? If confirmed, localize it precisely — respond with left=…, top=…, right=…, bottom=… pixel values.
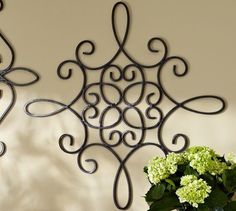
left=25, top=1, right=226, bottom=210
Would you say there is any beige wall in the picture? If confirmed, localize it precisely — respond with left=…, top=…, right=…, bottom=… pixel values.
left=0, top=0, right=235, bottom=210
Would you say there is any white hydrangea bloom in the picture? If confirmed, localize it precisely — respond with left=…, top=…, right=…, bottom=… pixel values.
left=225, top=153, right=236, bottom=164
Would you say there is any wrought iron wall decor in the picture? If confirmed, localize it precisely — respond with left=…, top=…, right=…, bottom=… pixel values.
left=0, top=0, right=40, bottom=156
left=25, top=1, right=225, bottom=210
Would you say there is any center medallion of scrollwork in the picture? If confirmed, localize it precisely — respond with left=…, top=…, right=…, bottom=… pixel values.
left=25, top=2, right=225, bottom=210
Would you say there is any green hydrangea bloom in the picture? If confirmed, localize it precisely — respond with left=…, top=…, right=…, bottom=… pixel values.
left=225, top=153, right=236, bottom=165
left=166, top=160, right=178, bottom=174
left=164, top=152, right=187, bottom=174
left=186, top=146, right=216, bottom=161
left=147, top=157, right=170, bottom=184
left=207, top=159, right=228, bottom=175
left=176, top=177, right=211, bottom=208
left=166, top=152, right=187, bottom=165
left=185, top=146, right=227, bottom=175
left=147, top=153, right=187, bottom=184
left=180, top=175, right=198, bottom=186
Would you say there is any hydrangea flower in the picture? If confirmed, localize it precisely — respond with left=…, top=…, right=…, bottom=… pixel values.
left=176, top=177, right=212, bottom=208
left=166, top=152, right=187, bottom=165
left=147, top=153, right=187, bottom=184
left=185, top=146, right=227, bottom=175
left=225, top=153, right=236, bottom=165
left=185, top=146, right=216, bottom=161
left=207, top=159, right=228, bottom=175
left=147, top=157, right=170, bottom=184
left=180, top=175, right=198, bottom=186
left=145, top=146, right=236, bottom=210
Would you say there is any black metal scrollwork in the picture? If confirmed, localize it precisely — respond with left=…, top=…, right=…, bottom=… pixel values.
left=25, top=2, right=225, bottom=210
left=0, top=1, right=40, bottom=156
left=0, top=0, right=3, bottom=12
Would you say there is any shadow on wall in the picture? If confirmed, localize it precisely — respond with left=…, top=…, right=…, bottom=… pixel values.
left=0, top=130, right=83, bottom=211
left=1, top=100, right=163, bottom=211
left=0, top=129, right=121, bottom=211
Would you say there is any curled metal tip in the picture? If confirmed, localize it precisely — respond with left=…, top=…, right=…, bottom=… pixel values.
left=0, top=1, right=4, bottom=12
left=0, top=141, right=6, bottom=156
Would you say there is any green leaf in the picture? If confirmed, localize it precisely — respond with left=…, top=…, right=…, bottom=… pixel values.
left=178, top=164, right=187, bottom=172
left=224, top=201, right=236, bottom=211
left=212, top=208, right=224, bottom=211
left=217, top=156, right=226, bottom=162
left=165, top=179, right=176, bottom=190
left=205, top=187, right=228, bottom=208
left=197, top=203, right=210, bottom=211
left=145, top=183, right=166, bottom=202
left=222, top=168, right=236, bottom=192
left=144, top=166, right=148, bottom=174
left=184, top=165, right=199, bottom=177
left=197, top=207, right=210, bottom=211
left=201, top=173, right=216, bottom=187
left=148, top=192, right=181, bottom=211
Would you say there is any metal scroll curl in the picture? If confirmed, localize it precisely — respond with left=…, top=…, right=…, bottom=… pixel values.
left=25, top=1, right=225, bottom=210
left=0, top=0, right=3, bottom=12
left=0, top=1, right=40, bottom=156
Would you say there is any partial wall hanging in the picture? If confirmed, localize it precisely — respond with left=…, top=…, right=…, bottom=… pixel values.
left=25, top=2, right=225, bottom=210
left=0, top=1, right=39, bottom=156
